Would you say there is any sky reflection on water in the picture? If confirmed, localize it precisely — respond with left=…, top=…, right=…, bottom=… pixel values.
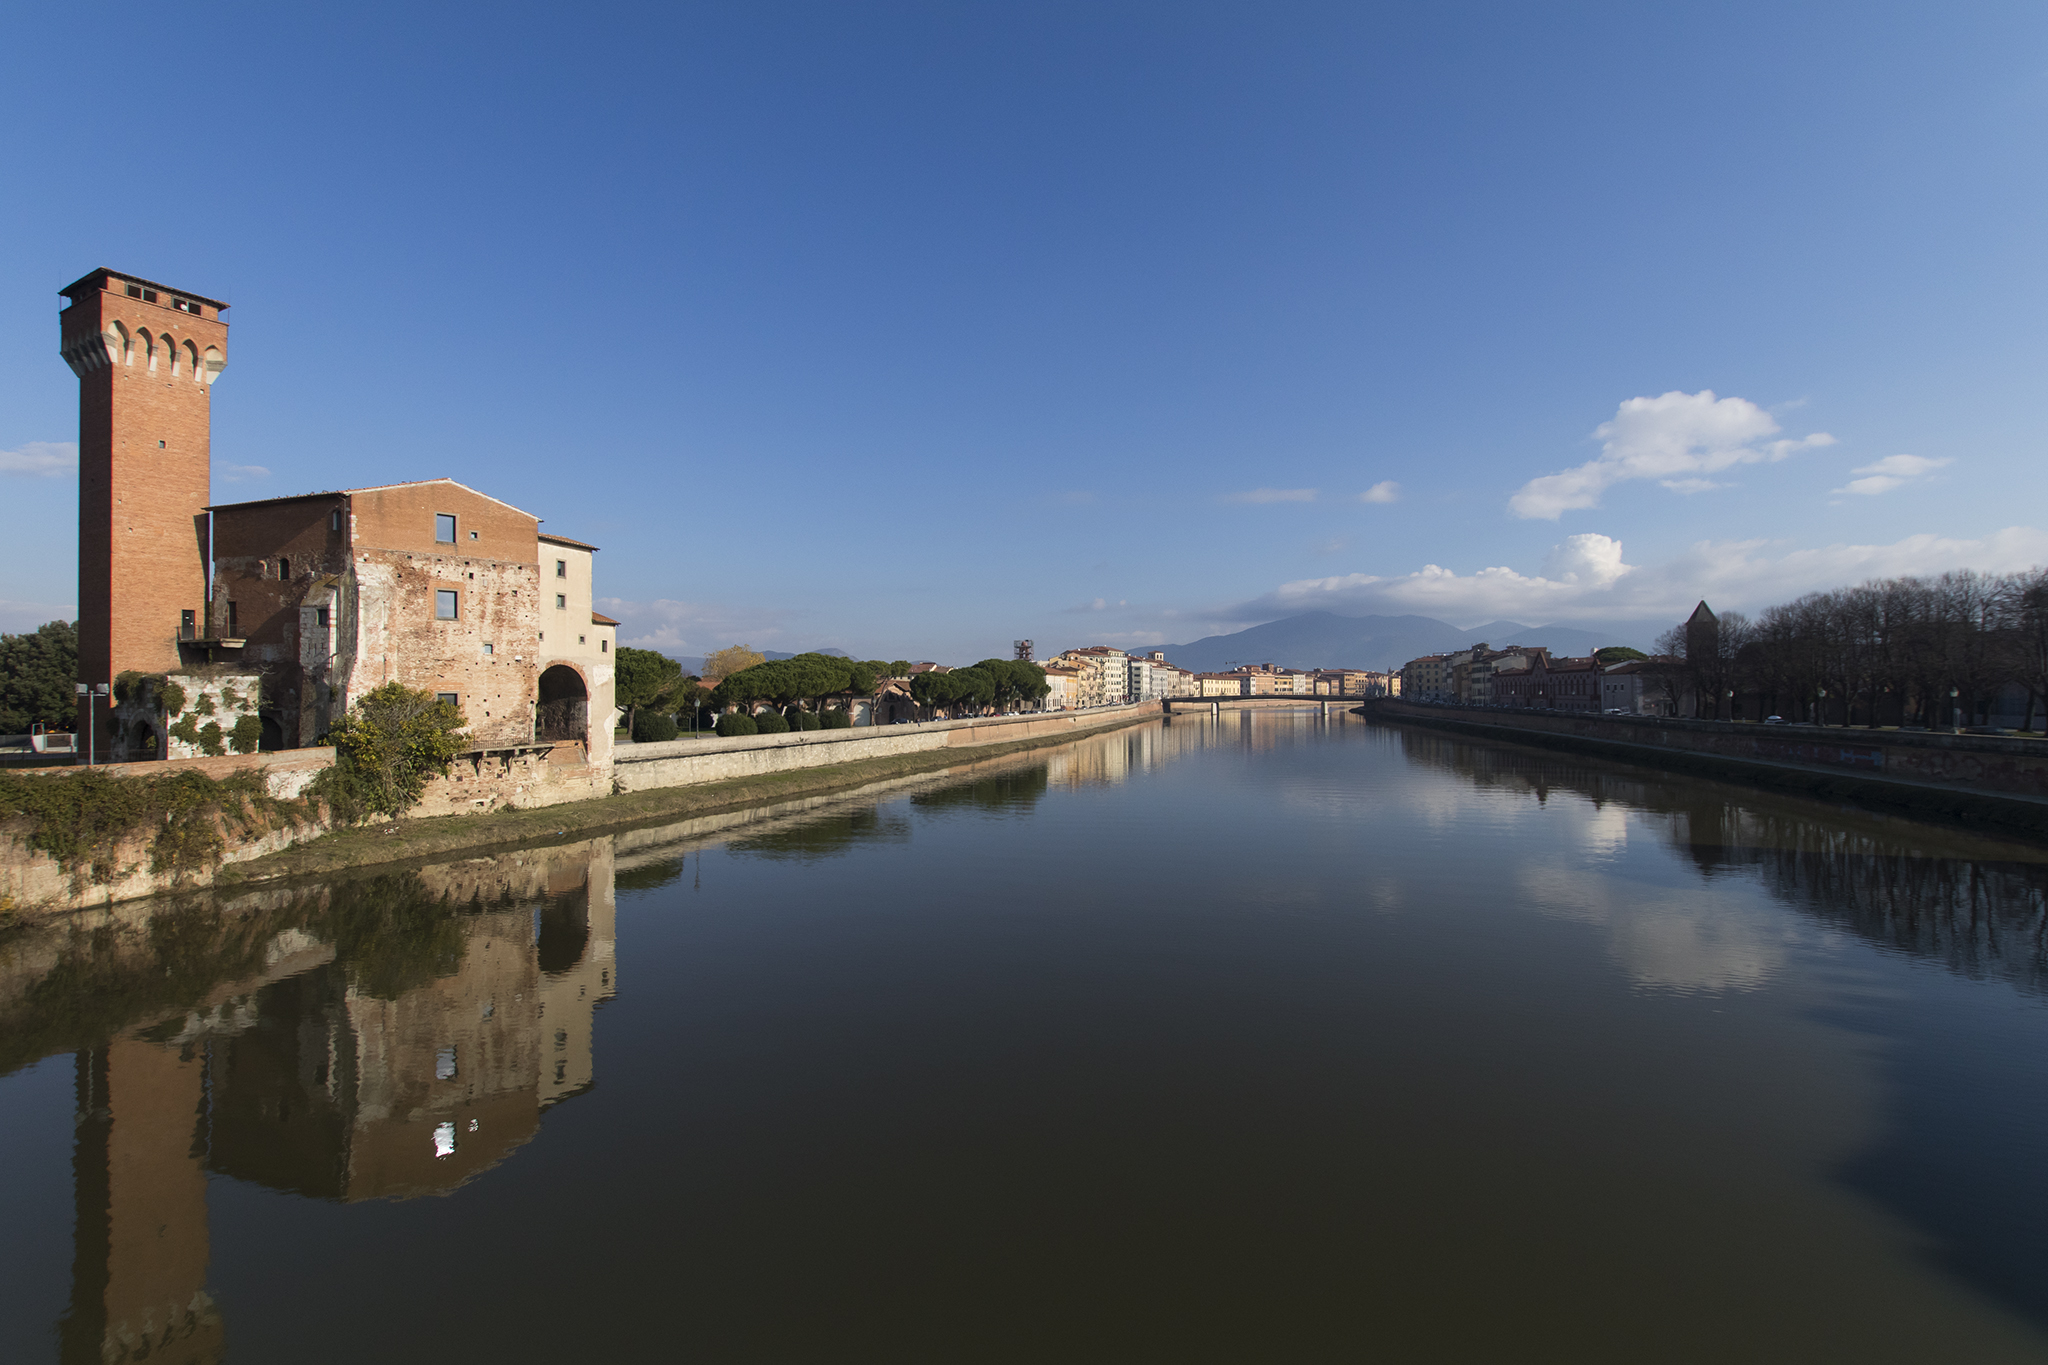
left=4, top=711, right=2048, bottom=1363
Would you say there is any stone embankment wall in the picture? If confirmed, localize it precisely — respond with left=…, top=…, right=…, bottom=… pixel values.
left=613, top=706, right=1152, bottom=792
left=0, top=749, right=338, bottom=914
left=1371, top=700, right=2048, bottom=834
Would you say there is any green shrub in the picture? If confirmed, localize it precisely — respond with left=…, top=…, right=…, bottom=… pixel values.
left=312, top=683, right=467, bottom=824
left=796, top=711, right=822, bottom=731
left=219, top=685, right=243, bottom=710
left=197, top=721, right=226, bottom=757
left=194, top=693, right=216, bottom=718
left=168, top=714, right=199, bottom=747
left=229, top=714, right=263, bottom=754
left=753, top=712, right=790, bottom=734
left=160, top=680, right=187, bottom=716
left=715, top=712, right=758, bottom=738
left=633, top=711, right=679, bottom=743
left=822, top=708, right=853, bottom=729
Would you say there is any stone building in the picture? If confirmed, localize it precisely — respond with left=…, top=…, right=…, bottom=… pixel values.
left=58, top=268, right=616, bottom=778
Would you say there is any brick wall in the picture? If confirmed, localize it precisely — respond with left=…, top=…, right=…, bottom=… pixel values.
left=60, top=270, right=229, bottom=750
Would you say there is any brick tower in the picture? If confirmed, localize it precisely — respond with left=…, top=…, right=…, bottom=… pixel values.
left=59, top=269, right=228, bottom=747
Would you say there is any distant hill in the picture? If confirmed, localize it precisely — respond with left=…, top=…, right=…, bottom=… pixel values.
left=1158, top=611, right=1662, bottom=673
left=664, top=647, right=850, bottom=675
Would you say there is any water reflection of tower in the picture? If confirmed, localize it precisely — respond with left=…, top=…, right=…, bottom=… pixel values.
left=61, top=1039, right=225, bottom=1365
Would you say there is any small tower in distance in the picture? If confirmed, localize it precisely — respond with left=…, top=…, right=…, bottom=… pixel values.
left=59, top=269, right=229, bottom=745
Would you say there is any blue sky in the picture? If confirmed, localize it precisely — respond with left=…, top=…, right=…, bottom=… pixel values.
left=3, top=2, right=2044, bottom=660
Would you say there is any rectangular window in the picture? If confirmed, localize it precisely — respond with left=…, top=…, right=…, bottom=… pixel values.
left=226, top=601, right=238, bottom=635
left=173, top=297, right=200, bottom=315
left=278, top=556, right=290, bottom=580
left=601, top=639, right=608, bottom=652
left=316, top=607, right=331, bottom=628
left=180, top=609, right=196, bottom=640
left=329, top=509, right=342, bottom=531
left=436, top=693, right=458, bottom=708
left=555, top=594, right=566, bottom=609
left=435, top=513, right=456, bottom=543
left=126, top=284, right=158, bottom=303
left=435, top=589, right=458, bottom=620
left=556, top=559, right=567, bottom=578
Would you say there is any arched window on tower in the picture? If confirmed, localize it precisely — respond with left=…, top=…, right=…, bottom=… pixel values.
left=182, top=339, right=199, bottom=381
left=138, top=330, right=156, bottom=372
left=106, top=321, right=129, bottom=367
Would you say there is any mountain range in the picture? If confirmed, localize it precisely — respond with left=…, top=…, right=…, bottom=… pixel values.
left=1156, top=611, right=1666, bottom=674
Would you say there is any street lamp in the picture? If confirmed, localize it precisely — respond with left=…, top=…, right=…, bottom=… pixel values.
left=1951, top=686, right=1961, bottom=732
left=74, top=681, right=109, bottom=765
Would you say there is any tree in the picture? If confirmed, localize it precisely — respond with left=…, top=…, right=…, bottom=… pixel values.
left=614, top=646, right=684, bottom=739
left=0, top=620, right=77, bottom=733
left=703, top=645, right=766, bottom=684
left=1593, top=646, right=1646, bottom=665
left=315, top=683, right=467, bottom=822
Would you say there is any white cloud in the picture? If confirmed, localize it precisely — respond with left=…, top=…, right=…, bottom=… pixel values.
left=1832, top=453, right=1951, bottom=498
left=0, top=442, right=76, bottom=477
left=218, top=464, right=271, bottom=483
left=1223, top=487, right=1318, bottom=504
left=1235, top=525, right=2048, bottom=627
left=1510, top=391, right=1834, bottom=519
left=1359, top=481, right=1400, bottom=504
left=598, top=596, right=802, bottom=655
left=1065, top=597, right=1130, bottom=614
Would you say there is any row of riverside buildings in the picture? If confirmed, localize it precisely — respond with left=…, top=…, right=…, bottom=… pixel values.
left=58, top=266, right=619, bottom=799
left=1038, top=650, right=1397, bottom=708
left=1398, top=642, right=1674, bottom=715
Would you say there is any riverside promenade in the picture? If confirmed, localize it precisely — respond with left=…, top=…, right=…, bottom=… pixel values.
left=1368, top=699, right=2048, bottom=838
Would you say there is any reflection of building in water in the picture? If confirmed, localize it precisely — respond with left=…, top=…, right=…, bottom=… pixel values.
left=62, top=1040, right=225, bottom=1365
left=207, top=840, right=618, bottom=1198
left=56, top=839, right=617, bottom=1362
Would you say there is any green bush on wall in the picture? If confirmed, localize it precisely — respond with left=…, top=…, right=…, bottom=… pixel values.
left=796, top=711, right=822, bottom=731
left=753, top=712, right=790, bottom=734
left=229, top=714, right=263, bottom=755
left=715, top=712, right=758, bottom=738
left=822, top=709, right=853, bottom=729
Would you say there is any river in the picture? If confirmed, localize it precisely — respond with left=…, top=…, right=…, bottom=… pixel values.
left=5, top=710, right=2048, bottom=1362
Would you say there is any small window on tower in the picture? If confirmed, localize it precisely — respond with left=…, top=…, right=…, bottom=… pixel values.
left=483, top=642, right=494, bottom=655
left=278, top=557, right=290, bottom=581
left=555, top=594, right=566, bottom=610
left=436, top=590, right=458, bottom=620
left=173, top=298, right=200, bottom=315
left=602, top=639, right=609, bottom=652
left=226, top=602, right=238, bottom=635
left=317, top=607, right=331, bottom=628
left=556, top=560, right=567, bottom=578
left=329, top=509, right=342, bottom=532
left=436, top=693, right=458, bottom=708
left=435, top=514, right=456, bottom=544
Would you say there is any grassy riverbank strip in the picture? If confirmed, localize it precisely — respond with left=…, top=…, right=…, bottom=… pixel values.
left=218, top=710, right=1161, bottom=887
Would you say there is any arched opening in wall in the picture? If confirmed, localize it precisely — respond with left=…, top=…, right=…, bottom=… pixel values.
left=138, top=330, right=155, bottom=371
left=182, top=339, right=199, bottom=381
left=535, top=892, right=591, bottom=975
left=106, top=321, right=129, bottom=366
left=130, top=720, right=158, bottom=757
left=536, top=665, right=588, bottom=742
left=258, top=714, right=284, bottom=752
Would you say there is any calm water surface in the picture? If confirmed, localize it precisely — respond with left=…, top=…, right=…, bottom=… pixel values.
left=6, top=712, right=2048, bottom=1362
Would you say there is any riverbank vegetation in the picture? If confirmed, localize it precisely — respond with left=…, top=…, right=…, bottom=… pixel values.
left=1659, top=567, right=2048, bottom=728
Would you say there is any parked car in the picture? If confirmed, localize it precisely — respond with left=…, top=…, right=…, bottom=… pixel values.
left=1762, top=716, right=1785, bottom=724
